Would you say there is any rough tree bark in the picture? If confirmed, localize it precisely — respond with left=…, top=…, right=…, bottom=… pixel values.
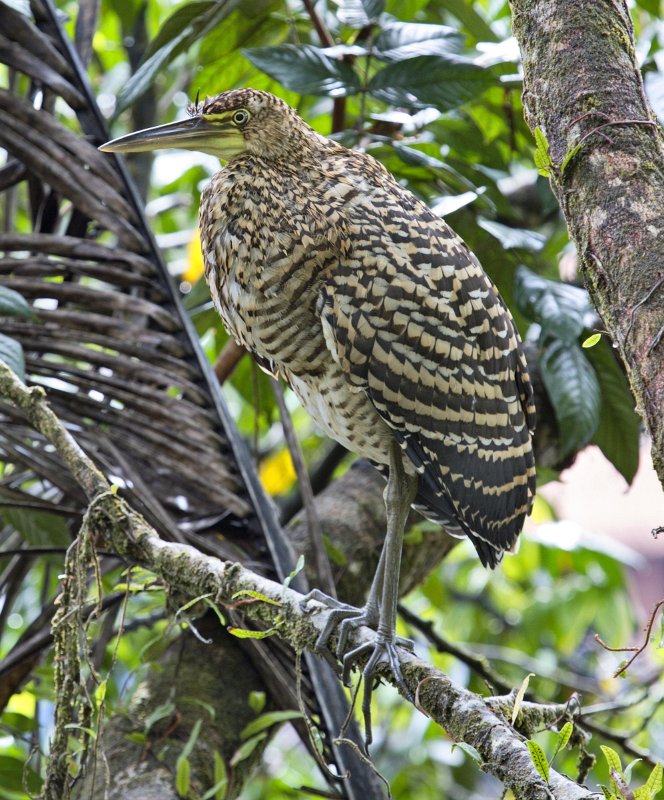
left=510, top=0, right=664, bottom=486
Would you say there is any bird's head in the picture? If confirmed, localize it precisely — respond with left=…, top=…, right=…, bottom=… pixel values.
left=99, top=89, right=310, bottom=162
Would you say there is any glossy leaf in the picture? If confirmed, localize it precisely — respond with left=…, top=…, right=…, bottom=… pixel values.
left=585, top=337, right=641, bottom=484
left=0, top=333, right=25, bottom=380
left=478, top=218, right=545, bottom=251
left=515, top=266, right=593, bottom=343
left=539, top=338, right=601, bottom=458
left=369, top=54, right=503, bottom=110
left=0, top=285, right=35, bottom=318
left=244, top=44, right=361, bottom=97
left=240, top=710, right=304, bottom=740
left=230, top=732, right=268, bottom=766
left=374, top=21, right=464, bottom=62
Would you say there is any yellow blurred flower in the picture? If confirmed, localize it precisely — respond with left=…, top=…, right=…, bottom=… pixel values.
left=259, top=448, right=297, bottom=495
left=183, top=228, right=204, bottom=283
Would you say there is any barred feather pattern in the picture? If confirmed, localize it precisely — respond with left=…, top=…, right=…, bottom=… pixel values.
left=199, top=90, right=536, bottom=567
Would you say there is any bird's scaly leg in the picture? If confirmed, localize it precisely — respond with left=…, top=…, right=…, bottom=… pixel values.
left=308, top=441, right=418, bottom=745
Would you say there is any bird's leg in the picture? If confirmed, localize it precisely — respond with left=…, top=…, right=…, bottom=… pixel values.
left=339, top=442, right=418, bottom=743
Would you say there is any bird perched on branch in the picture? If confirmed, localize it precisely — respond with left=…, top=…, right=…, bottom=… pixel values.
left=101, top=88, right=536, bottom=738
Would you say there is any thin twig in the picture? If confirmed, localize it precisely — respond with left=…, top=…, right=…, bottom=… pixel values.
left=271, top=379, right=336, bottom=598
left=214, top=339, right=246, bottom=384
left=594, top=599, right=664, bottom=678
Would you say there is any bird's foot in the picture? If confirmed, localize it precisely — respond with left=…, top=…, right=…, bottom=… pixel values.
left=346, top=631, right=414, bottom=749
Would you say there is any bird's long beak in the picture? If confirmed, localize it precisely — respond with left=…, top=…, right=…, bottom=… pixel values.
left=99, top=116, right=223, bottom=154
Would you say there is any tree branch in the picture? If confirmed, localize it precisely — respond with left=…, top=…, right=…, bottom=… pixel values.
left=510, top=0, right=664, bottom=486
left=0, top=361, right=600, bottom=800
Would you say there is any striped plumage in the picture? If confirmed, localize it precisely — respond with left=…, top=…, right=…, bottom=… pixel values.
left=99, top=88, right=536, bottom=731
left=198, top=89, right=536, bottom=567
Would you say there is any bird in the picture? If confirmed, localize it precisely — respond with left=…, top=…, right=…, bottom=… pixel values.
left=100, top=88, right=536, bottom=740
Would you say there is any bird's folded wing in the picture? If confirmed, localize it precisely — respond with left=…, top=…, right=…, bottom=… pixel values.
left=319, top=226, right=536, bottom=566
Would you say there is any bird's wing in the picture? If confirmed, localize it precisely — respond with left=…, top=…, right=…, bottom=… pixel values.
left=319, top=203, right=536, bottom=566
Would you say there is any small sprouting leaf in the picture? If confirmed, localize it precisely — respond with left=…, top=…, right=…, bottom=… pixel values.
left=211, top=750, right=228, bottom=800
left=624, top=759, right=643, bottom=785
left=180, top=719, right=202, bottom=762
left=227, top=626, right=277, bottom=640
left=230, top=732, right=268, bottom=767
left=554, top=721, right=574, bottom=757
left=512, top=672, right=535, bottom=724
left=560, top=142, right=584, bottom=176
left=534, top=126, right=552, bottom=177
left=143, top=701, right=175, bottom=733
left=0, top=285, right=35, bottom=318
left=231, top=589, right=281, bottom=606
left=248, top=691, right=266, bottom=714
left=451, top=742, right=482, bottom=763
left=240, top=710, right=304, bottom=740
left=175, top=755, right=190, bottom=798
left=526, top=740, right=550, bottom=783
left=284, top=553, right=305, bottom=588
left=643, top=761, right=663, bottom=797
left=602, top=746, right=624, bottom=795
left=0, top=334, right=26, bottom=380
left=600, top=788, right=618, bottom=800
left=583, top=333, right=602, bottom=348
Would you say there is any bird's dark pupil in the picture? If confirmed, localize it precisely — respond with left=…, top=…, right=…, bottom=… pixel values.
left=234, top=110, right=247, bottom=125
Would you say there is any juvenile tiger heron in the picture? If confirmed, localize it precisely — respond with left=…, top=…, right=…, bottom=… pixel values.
left=101, top=89, right=536, bottom=738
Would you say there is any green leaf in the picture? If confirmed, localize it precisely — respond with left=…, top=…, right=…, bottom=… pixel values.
left=180, top=719, right=202, bottom=762
left=602, top=746, right=624, bottom=794
left=175, top=755, right=190, bottom=798
left=554, top=721, right=574, bottom=754
left=240, top=710, right=304, bottom=740
left=0, top=333, right=25, bottom=380
left=227, top=626, right=277, bottom=639
left=478, top=218, right=545, bottom=251
left=539, top=338, right=601, bottom=459
left=248, top=691, right=266, bottom=714
left=624, top=759, right=643, bottom=785
left=210, top=750, right=228, bottom=800
left=585, top=337, right=641, bottom=484
left=533, top=126, right=552, bottom=177
left=231, top=589, right=281, bottom=606
left=0, top=507, right=70, bottom=547
left=374, top=21, right=464, bottom=62
left=230, top=732, right=268, bottom=767
left=143, top=701, right=176, bottom=733
left=117, top=0, right=242, bottom=112
left=243, top=44, right=361, bottom=97
left=582, top=333, right=602, bottom=348
left=283, top=553, right=305, bottom=588
left=368, top=54, right=505, bottom=111
left=643, top=762, right=663, bottom=797
left=0, top=285, right=35, bottom=318
left=450, top=742, right=482, bottom=762
left=335, top=0, right=383, bottom=27
left=526, top=740, right=550, bottom=783
left=600, top=788, right=619, bottom=800
left=514, top=266, right=593, bottom=343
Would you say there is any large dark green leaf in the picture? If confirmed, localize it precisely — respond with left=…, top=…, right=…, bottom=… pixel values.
left=374, top=21, right=464, bottom=62
left=0, top=284, right=35, bottom=318
left=514, top=266, right=593, bottom=343
left=0, top=506, right=70, bottom=547
left=116, top=0, right=242, bottom=113
left=478, top=218, right=545, bottom=251
left=368, top=54, right=503, bottom=110
left=539, top=337, right=601, bottom=459
left=243, top=44, right=361, bottom=97
left=0, top=333, right=25, bottom=379
left=336, top=0, right=384, bottom=27
left=585, top=337, right=641, bottom=484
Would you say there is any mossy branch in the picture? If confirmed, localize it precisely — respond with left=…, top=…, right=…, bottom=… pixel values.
left=0, top=360, right=600, bottom=800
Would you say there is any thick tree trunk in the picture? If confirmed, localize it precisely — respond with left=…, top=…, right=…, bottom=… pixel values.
left=510, top=0, right=664, bottom=486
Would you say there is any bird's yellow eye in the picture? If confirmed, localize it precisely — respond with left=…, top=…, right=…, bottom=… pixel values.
left=232, top=109, right=249, bottom=126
